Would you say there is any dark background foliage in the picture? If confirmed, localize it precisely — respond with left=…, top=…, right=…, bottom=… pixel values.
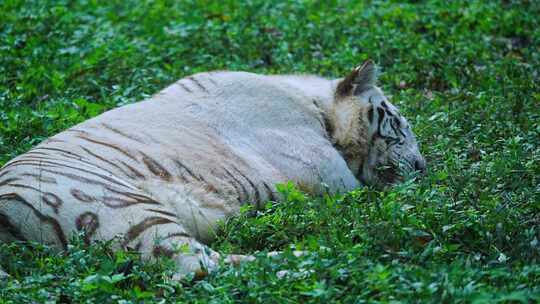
left=0, top=0, right=539, bottom=303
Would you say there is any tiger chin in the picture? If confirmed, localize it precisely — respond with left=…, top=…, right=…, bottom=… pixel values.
left=0, top=60, right=425, bottom=280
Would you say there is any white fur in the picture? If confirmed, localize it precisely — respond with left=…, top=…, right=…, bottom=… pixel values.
left=0, top=68, right=424, bottom=278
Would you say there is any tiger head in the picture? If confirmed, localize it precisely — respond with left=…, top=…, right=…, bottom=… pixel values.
left=330, top=60, right=426, bottom=187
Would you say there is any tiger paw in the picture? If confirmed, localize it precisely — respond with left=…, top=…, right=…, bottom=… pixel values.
left=172, top=247, right=221, bottom=281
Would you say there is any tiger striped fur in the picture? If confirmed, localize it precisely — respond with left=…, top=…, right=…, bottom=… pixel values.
left=0, top=61, right=425, bottom=279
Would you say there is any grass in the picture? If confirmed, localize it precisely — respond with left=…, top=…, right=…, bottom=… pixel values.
left=0, top=0, right=539, bottom=302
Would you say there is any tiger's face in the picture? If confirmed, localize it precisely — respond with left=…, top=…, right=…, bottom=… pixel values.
left=332, top=60, right=425, bottom=187
left=357, top=87, right=425, bottom=186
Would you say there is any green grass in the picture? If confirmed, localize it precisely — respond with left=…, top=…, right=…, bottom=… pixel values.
left=1, top=0, right=539, bottom=302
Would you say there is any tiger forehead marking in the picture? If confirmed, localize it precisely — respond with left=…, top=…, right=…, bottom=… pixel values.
left=0, top=61, right=424, bottom=279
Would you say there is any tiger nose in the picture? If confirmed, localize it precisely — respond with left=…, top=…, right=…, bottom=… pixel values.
left=414, top=158, right=426, bottom=174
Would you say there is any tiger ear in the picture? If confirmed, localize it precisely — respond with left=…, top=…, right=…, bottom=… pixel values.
left=335, top=60, right=377, bottom=97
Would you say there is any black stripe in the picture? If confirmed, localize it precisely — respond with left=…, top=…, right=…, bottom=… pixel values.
left=231, top=165, right=260, bottom=208
left=277, top=151, right=311, bottom=166
left=376, top=107, right=385, bottom=139
left=207, top=77, right=217, bottom=85
left=221, top=169, right=243, bottom=200
left=81, top=146, right=135, bottom=179
left=123, top=216, right=177, bottom=246
left=120, top=161, right=146, bottom=180
left=3, top=159, right=128, bottom=188
left=0, top=212, right=28, bottom=241
left=19, top=152, right=127, bottom=185
left=222, top=167, right=248, bottom=202
left=44, top=138, right=66, bottom=144
left=76, top=212, right=99, bottom=245
left=101, top=196, right=160, bottom=209
left=0, top=177, right=20, bottom=187
left=389, top=117, right=400, bottom=136
left=42, top=148, right=101, bottom=165
left=33, top=148, right=84, bottom=163
left=1, top=159, right=42, bottom=170
left=173, top=159, right=199, bottom=181
left=65, top=128, right=90, bottom=135
left=377, top=107, right=385, bottom=126
left=163, top=231, right=192, bottom=240
left=21, top=173, right=57, bottom=184
left=188, top=76, right=208, bottom=93
left=0, top=170, right=11, bottom=180
left=263, top=182, right=277, bottom=202
left=3, top=183, right=62, bottom=214
left=22, top=151, right=50, bottom=156
left=38, top=168, right=110, bottom=188
left=42, top=192, right=63, bottom=214
left=176, top=82, right=193, bottom=93
left=0, top=193, right=67, bottom=248
left=145, top=208, right=177, bottom=218
left=71, top=188, right=95, bottom=203
left=104, top=187, right=161, bottom=207
left=367, top=107, right=374, bottom=124
left=76, top=135, right=138, bottom=161
left=322, top=113, right=334, bottom=137
left=32, top=146, right=82, bottom=159
left=102, top=123, right=144, bottom=143
left=140, top=152, right=172, bottom=182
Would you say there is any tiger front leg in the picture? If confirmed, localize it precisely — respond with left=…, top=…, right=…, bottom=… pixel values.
left=158, top=235, right=221, bottom=280
left=148, top=234, right=256, bottom=280
left=120, top=219, right=221, bottom=280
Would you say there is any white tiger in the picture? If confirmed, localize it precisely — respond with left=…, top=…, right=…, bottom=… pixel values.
left=0, top=60, right=425, bottom=279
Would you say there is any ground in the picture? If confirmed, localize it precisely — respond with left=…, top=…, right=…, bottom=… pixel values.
left=0, top=0, right=539, bottom=303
